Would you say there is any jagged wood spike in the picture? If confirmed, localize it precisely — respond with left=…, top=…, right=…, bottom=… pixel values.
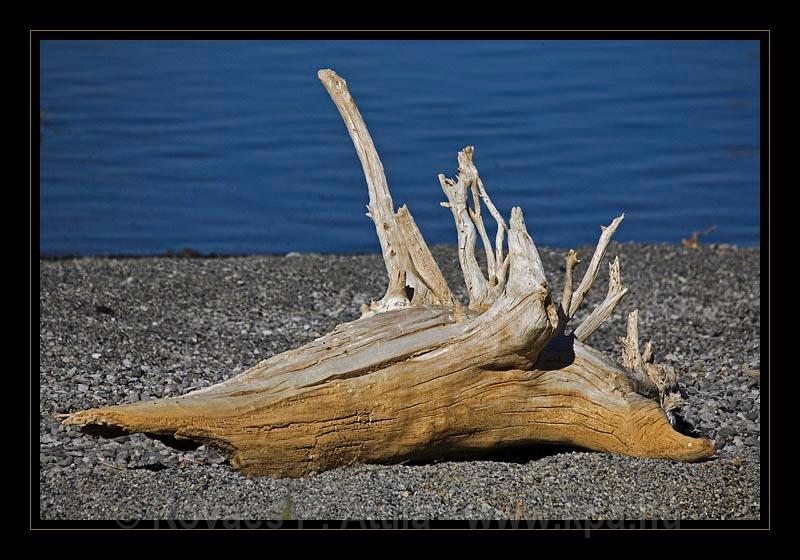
left=572, top=256, right=629, bottom=342
left=568, top=214, right=625, bottom=318
left=561, top=249, right=580, bottom=314
left=619, top=309, right=661, bottom=399
left=556, top=249, right=580, bottom=336
left=394, top=205, right=454, bottom=307
left=318, top=69, right=410, bottom=314
left=619, top=319, right=683, bottom=420
left=62, top=70, right=714, bottom=478
left=438, top=146, right=492, bottom=311
left=468, top=181, right=497, bottom=282
left=642, top=340, right=654, bottom=364
left=506, top=206, right=548, bottom=294
left=475, top=177, right=508, bottom=271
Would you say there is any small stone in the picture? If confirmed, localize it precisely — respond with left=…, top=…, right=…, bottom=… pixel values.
left=77, top=384, right=89, bottom=393
left=205, top=448, right=226, bottom=464
left=146, top=452, right=162, bottom=464
left=717, top=426, right=735, bottom=440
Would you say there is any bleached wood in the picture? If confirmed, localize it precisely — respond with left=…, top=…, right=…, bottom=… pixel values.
left=568, top=214, right=625, bottom=318
left=561, top=249, right=579, bottom=315
left=440, top=147, right=513, bottom=309
left=572, top=256, right=629, bottom=342
left=394, top=205, right=454, bottom=306
left=318, top=69, right=410, bottom=314
left=556, top=249, right=580, bottom=336
left=469, top=182, right=496, bottom=282
left=62, top=69, right=714, bottom=478
left=439, top=147, right=492, bottom=311
left=476, top=177, right=508, bottom=274
left=506, top=207, right=548, bottom=294
left=642, top=340, right=653, bottom=364
left=619, top=309, right=652, bottom=396
left=618, top=308, right=679, bottom=408
left=631, top=328, right=682, bottom=421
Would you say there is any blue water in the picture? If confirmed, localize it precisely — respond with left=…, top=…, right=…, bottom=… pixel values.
left=40, top=40, right=760, bottom=255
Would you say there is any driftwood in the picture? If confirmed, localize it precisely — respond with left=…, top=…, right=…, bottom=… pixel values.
left=681, top=225, right=718, bottom=249
left=63, top=69, right=714, bottom=478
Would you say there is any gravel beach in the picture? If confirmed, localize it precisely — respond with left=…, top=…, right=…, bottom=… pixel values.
left=38, top=243, right=761, bottom=520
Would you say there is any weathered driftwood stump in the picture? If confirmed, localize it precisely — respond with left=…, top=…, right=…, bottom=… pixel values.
left=63, top=69, right=714, bottom=478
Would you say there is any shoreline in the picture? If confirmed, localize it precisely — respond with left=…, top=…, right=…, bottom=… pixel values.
left=38, top=240, right=757, bottom=261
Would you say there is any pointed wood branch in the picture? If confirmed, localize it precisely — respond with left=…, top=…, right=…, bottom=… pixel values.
left=506, top=207, right=548, bottom=295
left=642, top=340, right=654, bottom=364
left=572, top=256, right=629, bottom=342
left=556, top=249, right=580, bottom=336
left=568, top=214, right=625, bottom=318
left=439, top=147, right=492, bottom=311
left=318, top=70, right=408, bottom=314
left=319, top=69, right=448, bottom=318
left=394, top=205, right=454, bottom=307
left=618, top=310, right=684, bottom=423
left=619, top=309, right=654, bottom=396
left=439, top=147, right=512, bottom=310
left=469, top=181, right=497, bottom=282
left=476, top=177, right=508, bottom=274
left=561, top=249, right=580, bottom=315
left=61, top=69, right=714, bottom=479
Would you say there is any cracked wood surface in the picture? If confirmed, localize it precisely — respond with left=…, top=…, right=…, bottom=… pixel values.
left=65, top=308, right=712, bottom=478
left=62, top=69, right=715, bottom=478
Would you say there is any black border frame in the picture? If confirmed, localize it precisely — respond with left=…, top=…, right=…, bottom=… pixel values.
left=26, top=22, right=773, bottom=537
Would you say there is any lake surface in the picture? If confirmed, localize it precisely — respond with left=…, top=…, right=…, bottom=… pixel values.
left=40, top=40, right=760, bottom=256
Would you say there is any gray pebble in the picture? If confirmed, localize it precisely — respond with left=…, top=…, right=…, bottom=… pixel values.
left=717, top=426, right=735, bottom=440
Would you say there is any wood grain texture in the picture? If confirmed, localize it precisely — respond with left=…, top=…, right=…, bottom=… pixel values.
left=62, top=69, right=715, bottom=478
left=64, top=314, right=712, bottom=478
